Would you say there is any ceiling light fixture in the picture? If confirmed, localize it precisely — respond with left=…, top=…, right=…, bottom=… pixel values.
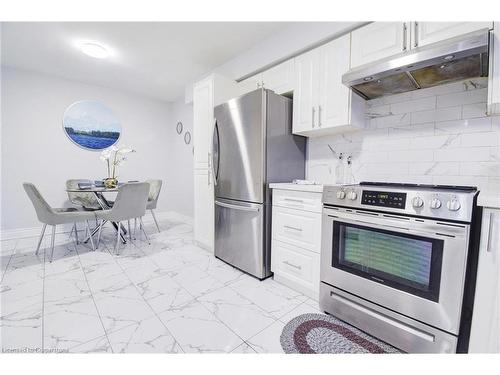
left=78, top=41, right=110, bottom=59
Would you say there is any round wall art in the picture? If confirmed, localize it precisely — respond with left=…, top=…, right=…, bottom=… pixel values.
left=63, top=100, right=121, bottom=151
left=176, top=121, right=183, bottom=134
left=184, top=131, right=191, bottom=145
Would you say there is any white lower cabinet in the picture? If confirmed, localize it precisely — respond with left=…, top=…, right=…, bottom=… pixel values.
left=272, top=206, right=321, bottom=253
left=469, top=208, right=500, bottom=353
left=272, top=240, right=320, bottom=299
left=271, top=188, right=322, bottom=300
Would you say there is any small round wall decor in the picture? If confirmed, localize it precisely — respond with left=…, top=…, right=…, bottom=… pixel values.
left=176, top=121, right=183, bottom=134
left=63, top=100, right=121, bottom=151
left=184, top=131, right=191, bottom=145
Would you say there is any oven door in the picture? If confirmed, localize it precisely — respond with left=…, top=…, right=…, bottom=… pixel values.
left=321, top=206, right=470, bottom=334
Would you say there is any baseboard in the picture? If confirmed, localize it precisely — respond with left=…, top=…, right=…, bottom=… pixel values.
left=0, top=211, right=193, bottom=241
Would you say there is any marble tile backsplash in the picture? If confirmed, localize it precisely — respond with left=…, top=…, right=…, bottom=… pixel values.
left=307, top=78, right=500, bottom=192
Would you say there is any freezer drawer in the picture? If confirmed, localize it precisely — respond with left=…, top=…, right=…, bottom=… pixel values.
left=214, top=198, right=268, bottom=278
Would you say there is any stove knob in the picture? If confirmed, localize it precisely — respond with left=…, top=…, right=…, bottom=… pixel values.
left=430, top=198, right=442, bottom=209
left=336, top=190, right=346, bottom=199
left=447, top=199, right=461, bottom=211
left=412, top=196, right=424, bottom=208
left=347, top=191, right=358, bottom=200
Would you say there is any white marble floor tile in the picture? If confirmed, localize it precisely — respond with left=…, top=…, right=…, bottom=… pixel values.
left=158, top=300, right=244, bottom=353
left=122, top=261, right=170, bottom=285
left=43, top=295, right=106, bottom=350
left=92, top=292, right=156, bottom=334
left=304, top=297, right=321, bottom=309
left=197, top=286, right=276, bottom=340
left=106, top=315, right=182, bottom=353
left=278, top=301, right=323, bottom=324
left=68, top=335, right=112, bottom=353
left=231, top=342, right=257, bottom=353
left=194, top=256, right=248, bottom=286
left=148, top=250, right=193, bottom=273
left=0, top=308, right=43, bottom=351
left=246, top=320, right=286, bottom=353
left=229, top=276, right=307, bottom=319
left=168, top=264, right=224, bottom=298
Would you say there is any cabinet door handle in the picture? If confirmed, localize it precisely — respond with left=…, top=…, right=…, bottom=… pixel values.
left=283, top=260, right=302, bottom=270
left=487, top=212, right=496, bottom=252
left=414, top=22, right=419, bottom=48
left=318, top=105, right=322, bottom=127
left=284, top=225, right=303, bottom=232
left=207, top=153, right=211, bottom=185
left=284, top=198, right=304, bottom=203
left=403, top=23, right=408, bottom=51
left=312, top=107, right=316, bottom=128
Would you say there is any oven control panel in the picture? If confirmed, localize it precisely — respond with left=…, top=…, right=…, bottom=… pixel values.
left=361, top=190, right=406, bottom=209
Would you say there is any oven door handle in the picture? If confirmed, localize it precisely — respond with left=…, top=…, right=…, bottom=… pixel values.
left=325, top=211, right=466, bottom=238
left=327, top=214, right=410, bottom=233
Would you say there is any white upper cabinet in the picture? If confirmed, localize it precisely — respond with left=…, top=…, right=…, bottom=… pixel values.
left=238, top=59, right=295, bottom=95
left=319, top=35, right=354, bottom=129
left=351, top=22, right=409, bottom=68
left=411, top=22, right=493, bottom=48
left=293, top=48, right=320, bottom=133
left=488, top=23, right=500, bottom=116
left=261, top=59, right=295, bottom=94
left=293, top=34, right=365, bottom=136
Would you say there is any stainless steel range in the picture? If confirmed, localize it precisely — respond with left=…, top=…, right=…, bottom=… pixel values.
left=320, top=182, right=481, bottom=353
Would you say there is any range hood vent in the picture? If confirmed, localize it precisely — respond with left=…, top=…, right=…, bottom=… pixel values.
left=342, top=28, right=489, bottom=100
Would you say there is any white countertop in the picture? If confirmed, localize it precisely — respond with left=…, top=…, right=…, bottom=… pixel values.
left=269, top=182, right=324, bottom=193
left=478, top=191, right=500, bottom=209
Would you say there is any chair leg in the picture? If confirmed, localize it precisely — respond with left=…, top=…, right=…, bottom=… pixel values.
left=50, top=225, right=56, bottom=262
left=151, top=209, right=160, bottom=233
left=134, top=218, right=137, bottom=239
left=68, top=223, right=75, bottom=239
left=139, top=217, right=150, bottom=245
left=115, top=222, right=121, bottom=253
left=74, top=222, right=79, bottom=245
left=127, top=220, right=132, bottom=241
left=86, top=220, right=95, bottom=251
left=97, top=220, right=104, bottom=249
left=35, top=224, right=47, bottom=256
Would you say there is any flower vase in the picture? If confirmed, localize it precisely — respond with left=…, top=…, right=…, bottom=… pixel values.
left=104, top=178, right=118, bottom=189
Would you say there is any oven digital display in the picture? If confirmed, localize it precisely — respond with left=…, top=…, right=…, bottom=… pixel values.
left=361, top=190, right=406, bottom=209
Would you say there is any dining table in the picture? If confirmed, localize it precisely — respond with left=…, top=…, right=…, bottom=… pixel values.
left=65, top=186, right=129, bottom=244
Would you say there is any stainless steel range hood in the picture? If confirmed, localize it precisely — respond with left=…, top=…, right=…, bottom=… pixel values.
left=342, top=28, right=490, bottom=100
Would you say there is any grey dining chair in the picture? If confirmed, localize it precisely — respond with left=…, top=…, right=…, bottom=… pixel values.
left=146, top=179, right=162, bottom=233
left=66, top=179, right=101, bottom=244
left=95, top=182, right=150, bottom=252
left=23, top=183, right=97, bottom=262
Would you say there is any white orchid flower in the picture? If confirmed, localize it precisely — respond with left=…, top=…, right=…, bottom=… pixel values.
left=118, top=145, right=135, bottom=154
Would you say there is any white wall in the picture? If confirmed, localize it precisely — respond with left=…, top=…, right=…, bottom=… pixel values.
left=167, top=98, right=194, bottom=217
left=307, top=78, right=500, bottom=193
left=0, top=67, right=192, bottom=231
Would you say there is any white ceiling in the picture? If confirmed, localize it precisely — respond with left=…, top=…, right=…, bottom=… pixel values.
left=1, top=22, right=292, bottom=102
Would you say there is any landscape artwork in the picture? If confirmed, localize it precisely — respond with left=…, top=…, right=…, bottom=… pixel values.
left=63, top=100, right=121, bottom=150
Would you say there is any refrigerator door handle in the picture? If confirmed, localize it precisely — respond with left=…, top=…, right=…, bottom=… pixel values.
left=211, top=118, right=219, bottom=186
left=215, top=200, right=260, bottom=212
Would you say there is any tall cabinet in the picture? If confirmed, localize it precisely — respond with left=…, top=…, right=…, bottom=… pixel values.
left=193, top=74, right=237, bottom=251
left=469, top=207, right=500, bottom=353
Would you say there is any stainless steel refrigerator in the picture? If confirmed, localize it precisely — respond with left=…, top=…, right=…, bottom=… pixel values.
left=212, top=88, right=306, bottom=279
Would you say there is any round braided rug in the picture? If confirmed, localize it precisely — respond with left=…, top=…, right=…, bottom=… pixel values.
left=280, top=313, right=401, bottom=354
